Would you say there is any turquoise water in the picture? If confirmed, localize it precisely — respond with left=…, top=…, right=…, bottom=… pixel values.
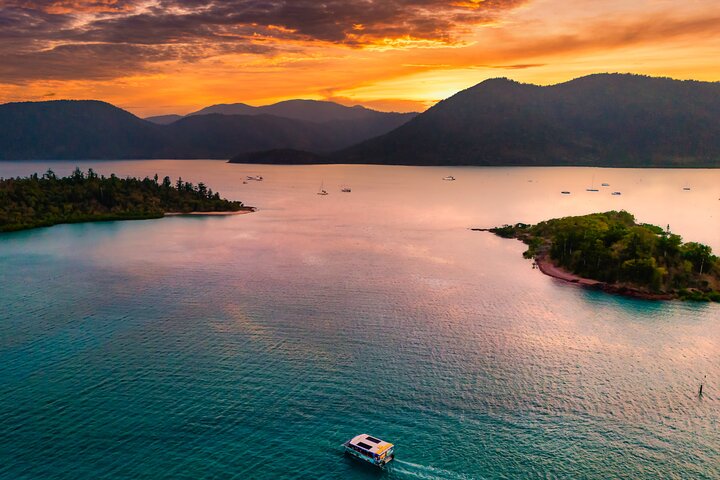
left=2, top=161, right=720, bottom=479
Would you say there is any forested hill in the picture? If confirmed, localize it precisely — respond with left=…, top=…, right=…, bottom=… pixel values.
left=0, top=168, right=248, bottom=232
left=0, top=100, right=414, bottom=160
left=338, top=74, right=720, bottom=167
left=491, top=211, right=720, bottom=301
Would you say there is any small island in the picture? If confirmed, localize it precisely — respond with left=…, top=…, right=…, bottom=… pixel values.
left=0, top=168, right=253, bottom=232
left=481, top=211, right=720, bottom=302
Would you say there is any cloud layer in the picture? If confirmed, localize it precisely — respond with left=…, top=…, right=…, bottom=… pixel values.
left=0, top=0, right=525, bottom=81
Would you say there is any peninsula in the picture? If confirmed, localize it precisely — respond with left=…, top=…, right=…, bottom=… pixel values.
left=0, top=168, right=252, bottom=232
left=482, top=211, right=720, bottom=301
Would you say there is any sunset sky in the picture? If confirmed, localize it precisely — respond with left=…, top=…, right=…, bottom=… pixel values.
left=2, top=0, right=720, bottom=116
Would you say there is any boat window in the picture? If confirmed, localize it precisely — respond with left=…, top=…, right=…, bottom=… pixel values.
left=365, top=436, right=381, bottom=444
left=356, top=442, right=373, bottom=450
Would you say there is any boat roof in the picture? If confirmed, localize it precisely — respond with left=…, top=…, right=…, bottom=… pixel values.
left=347, top=434, right=394, bottom=455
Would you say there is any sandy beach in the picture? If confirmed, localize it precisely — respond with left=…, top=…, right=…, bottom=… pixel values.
left=535, top=255, right=603, bottom=287
left=165, top=208, right=255, bottom=216
left=535, top=254, right=674, bottom=300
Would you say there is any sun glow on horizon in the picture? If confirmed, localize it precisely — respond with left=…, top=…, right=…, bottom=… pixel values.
left=1, top=0, right=719, bottom=116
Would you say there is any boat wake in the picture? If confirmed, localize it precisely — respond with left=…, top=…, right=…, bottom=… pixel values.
left=391, top=460, right=478, bottom=480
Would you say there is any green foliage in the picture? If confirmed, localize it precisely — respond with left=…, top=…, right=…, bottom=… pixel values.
left=494, top=210, right=720, bottom=300
left=0, top=168, right=245, bottom=232
left=489, top=224, right=519, bottom=238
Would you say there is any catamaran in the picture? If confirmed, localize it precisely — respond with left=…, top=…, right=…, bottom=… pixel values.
left=343, top=434, right=395, bottom=468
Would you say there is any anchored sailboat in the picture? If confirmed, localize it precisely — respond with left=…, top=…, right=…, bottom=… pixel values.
left=586, top=176, right=599, bottom=192
left=317, top=180, right=328, bottom=195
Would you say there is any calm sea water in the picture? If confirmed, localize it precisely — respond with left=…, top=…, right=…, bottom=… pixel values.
left=1, top=160, right=719, bottom=479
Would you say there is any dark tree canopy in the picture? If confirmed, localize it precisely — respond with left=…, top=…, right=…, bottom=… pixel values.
left=492, top=211, right=720, bottom=301
left=340, top=74, right=720, bottom=167
left=0, top=168, right=247, bottom=232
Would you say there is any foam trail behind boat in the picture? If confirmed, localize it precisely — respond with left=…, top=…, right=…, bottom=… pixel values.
left=391, top=460, right=479, bottom=480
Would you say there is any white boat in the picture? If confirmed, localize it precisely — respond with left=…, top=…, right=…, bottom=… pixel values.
left=343, top=434, right=395, bottom=468
left=601, top=183, right=610, bottom=187
left=442, top=176, right=456, bottom=181
left=612, top=191, right=622, bottom=196
left=341, top=186, right=351, bottom=193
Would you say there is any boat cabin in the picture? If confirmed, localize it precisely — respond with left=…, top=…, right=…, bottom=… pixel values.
left=343, top=434, right=395, bottom=467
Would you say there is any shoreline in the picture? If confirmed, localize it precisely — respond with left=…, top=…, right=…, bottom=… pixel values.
left=164, top=207, right=255, bottom=216
left=1, top=207, right=256, bottom=233
left=534, top=253, right=676, bottom=301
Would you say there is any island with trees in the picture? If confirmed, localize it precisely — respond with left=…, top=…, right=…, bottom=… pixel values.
left=483, top=211, right=720, bottom=301
left=0, top=168, right=252, bottom=232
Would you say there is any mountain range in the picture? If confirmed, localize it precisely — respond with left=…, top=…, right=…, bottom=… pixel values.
left=338, top=74, right=720, bottom=167
left=0, top=100, right=416, bottom=160
left=3, top=74, right=720, bottom=166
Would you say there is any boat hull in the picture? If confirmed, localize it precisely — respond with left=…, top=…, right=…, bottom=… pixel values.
left=343, top=444, right=394, bottom=468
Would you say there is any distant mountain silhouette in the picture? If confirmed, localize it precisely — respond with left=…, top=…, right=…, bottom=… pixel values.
left=161, top=114, right=355, bottom=158
left=7, top=75, right=720, bottom=166
left=145, top=114, right=184, bottom=125
left=0, top=100, right=165, bottom=160
left=338, top=74, right=720, bottom=167
left=189, top=103, right=257, bottom=117
left=0, top=100, right=415, bottom=160
left=190, top=99, right=415, bottom=124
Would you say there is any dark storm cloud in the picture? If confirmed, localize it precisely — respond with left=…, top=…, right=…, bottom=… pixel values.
left=86, top=0, right=525, bottom=44
left=0, top=0, right=525, bottom=81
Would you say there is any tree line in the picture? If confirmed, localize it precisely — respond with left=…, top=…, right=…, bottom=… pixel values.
left=492, top=211, right=720, bottom=301
left=0, top=168, right=246, bottom=232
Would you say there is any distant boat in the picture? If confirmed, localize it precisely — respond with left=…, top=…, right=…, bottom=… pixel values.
left=443, top=176, right=456, bottom=181
left=317, top=181, right=328, bottom=195
left=255, top=175, right=263, bottom=181
left=586, top=175, right=599, bottom=192
left=683, top=187, right=691, bottom=191
left=341, top=186, right=352, bottom=193
left=612, top=191, right=622, bottom=196
left=561, top=191, right=571, bottom=195
left=601, top=183, right=610, bottom=187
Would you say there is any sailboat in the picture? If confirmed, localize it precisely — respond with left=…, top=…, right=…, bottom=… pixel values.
left=317, top=180, right=328, bottom=195
left=586, top=175, right=599, bottom=192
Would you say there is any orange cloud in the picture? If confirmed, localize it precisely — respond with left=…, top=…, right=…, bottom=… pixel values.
left=1, top=0, right=719, bottom=116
